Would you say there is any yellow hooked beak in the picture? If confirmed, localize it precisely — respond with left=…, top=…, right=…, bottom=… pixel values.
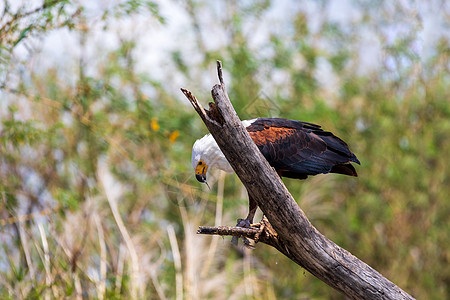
left=195, top=160, right=208, bottom=183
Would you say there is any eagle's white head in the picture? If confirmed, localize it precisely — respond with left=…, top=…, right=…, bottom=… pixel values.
left=191, top=119, right=256, bottom=184
left=191, top=134, right=233, bottom=183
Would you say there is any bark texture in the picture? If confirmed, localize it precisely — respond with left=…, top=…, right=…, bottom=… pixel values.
left=182, top=61, right=415, bottom=300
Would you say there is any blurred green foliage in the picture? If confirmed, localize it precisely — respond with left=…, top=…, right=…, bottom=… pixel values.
left=0, top=1, right=449, bottom=299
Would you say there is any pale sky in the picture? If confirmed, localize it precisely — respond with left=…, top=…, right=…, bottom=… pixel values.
left=3, top=0, right=449, bottom=102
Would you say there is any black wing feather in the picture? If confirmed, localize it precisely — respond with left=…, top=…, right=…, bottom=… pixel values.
left=247, top=118, right=360, bottom=179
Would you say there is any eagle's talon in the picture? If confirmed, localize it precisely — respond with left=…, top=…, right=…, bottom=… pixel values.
left=231, top=217, right=253, bottom=246
left=231, top=235, right=254, bottom=249
left=236, top=218, right=251, bottom=228
left=242, top=237, right=255, bottom=249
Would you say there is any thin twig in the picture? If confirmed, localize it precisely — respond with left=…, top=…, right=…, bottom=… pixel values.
left=180, top=88, right=207, bottom=122
left=181, top=87, right=224, bottom=127
left=0, top=0, right=63, bottom=33
left=198, top=225, right=261, bottom=237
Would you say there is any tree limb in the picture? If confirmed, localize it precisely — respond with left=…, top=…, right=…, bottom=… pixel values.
left=182, top=61, right=415, bottom=300
left=197, top=218, right=288, bottom=252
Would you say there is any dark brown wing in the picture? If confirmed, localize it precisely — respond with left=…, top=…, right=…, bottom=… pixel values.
left=246, top=118, right=360, bottom=179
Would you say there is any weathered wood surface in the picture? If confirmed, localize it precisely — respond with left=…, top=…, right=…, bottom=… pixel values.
left=182, top=61, right=415, bottom=300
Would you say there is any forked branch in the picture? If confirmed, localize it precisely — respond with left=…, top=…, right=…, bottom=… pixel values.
left=181, top=61, right=414, bottom=300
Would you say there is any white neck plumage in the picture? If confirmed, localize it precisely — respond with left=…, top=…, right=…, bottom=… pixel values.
left=191, top=134, right=234, bottom=173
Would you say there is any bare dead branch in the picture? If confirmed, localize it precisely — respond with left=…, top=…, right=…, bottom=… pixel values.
left=182, top=61, right=415, bottom=300
left=180, top=88, right=207, bottom=123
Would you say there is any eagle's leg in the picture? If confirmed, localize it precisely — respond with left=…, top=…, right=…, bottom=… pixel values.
left=236, top=193, right=258, bottom=228
left=231, top=193, right=258, bottom=246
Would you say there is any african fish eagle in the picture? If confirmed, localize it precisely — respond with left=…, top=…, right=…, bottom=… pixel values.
left=191, top=117, right=360, bottom=227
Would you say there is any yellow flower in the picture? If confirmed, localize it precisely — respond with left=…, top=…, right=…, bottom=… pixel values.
left=169, top=130, right=180, bottom=143
left=151, top=117, right=160, bottom=131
